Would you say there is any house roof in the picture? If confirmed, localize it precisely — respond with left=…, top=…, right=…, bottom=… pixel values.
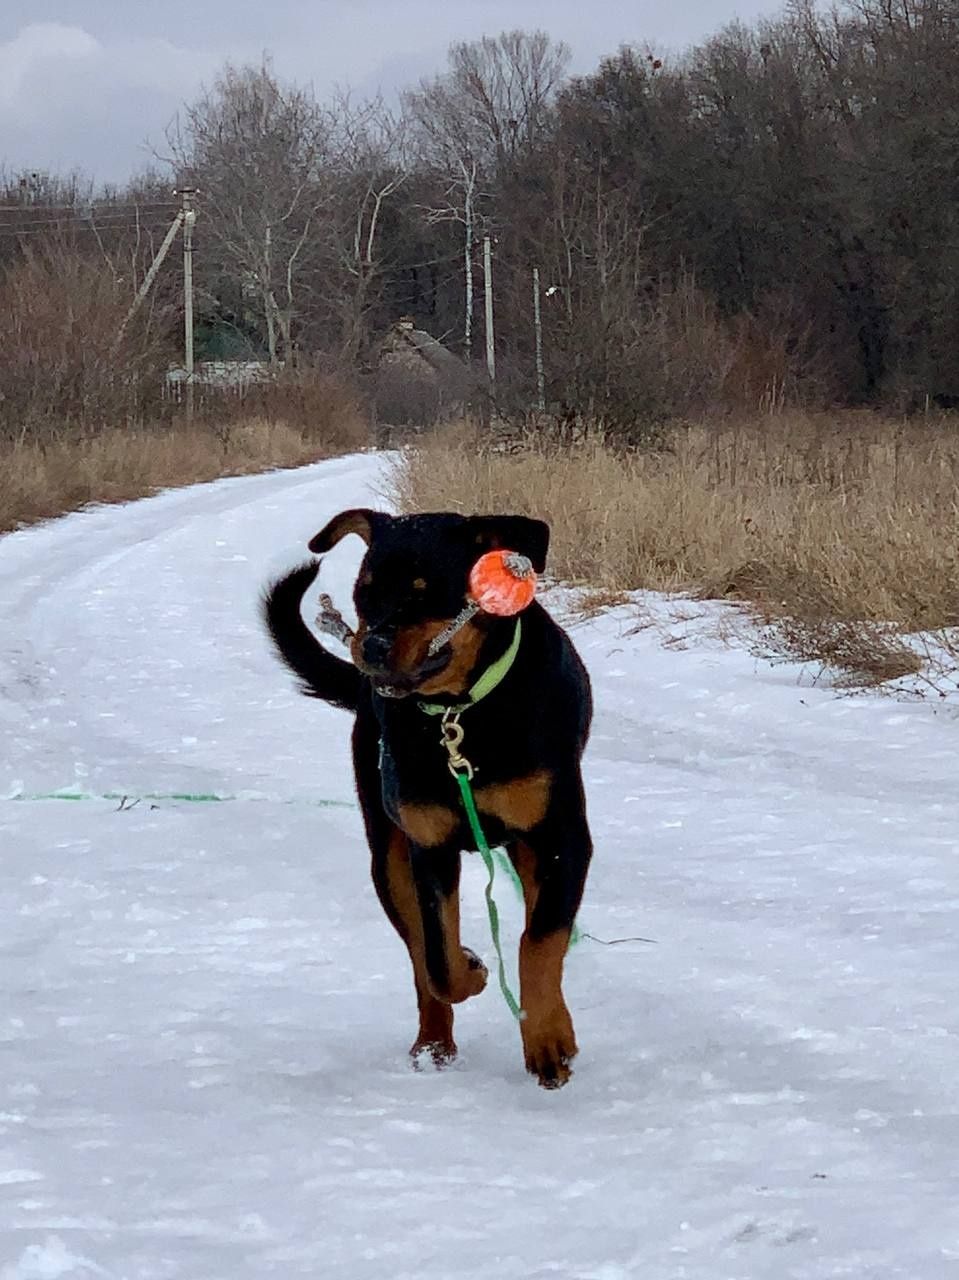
left=383, top=321, right=466, bottom=375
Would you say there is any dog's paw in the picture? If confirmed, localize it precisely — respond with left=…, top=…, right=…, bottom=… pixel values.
left=522, top=1013, right=578, bottom=1089
left=409, top=1036, right=457, bottom=1069
left=457, top=947, right=489, bottom=1001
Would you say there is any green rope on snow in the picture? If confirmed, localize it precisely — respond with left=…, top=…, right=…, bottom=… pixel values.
left=7, top=790, right=355, bottom=808
left=12, top=781, right=579, bottom=991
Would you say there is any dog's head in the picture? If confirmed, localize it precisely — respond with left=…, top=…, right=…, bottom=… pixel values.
left=308, top=509, right=549, bottom=697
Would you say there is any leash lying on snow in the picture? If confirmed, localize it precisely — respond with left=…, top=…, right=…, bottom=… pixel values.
left=9, top=789, right=354, bottom=809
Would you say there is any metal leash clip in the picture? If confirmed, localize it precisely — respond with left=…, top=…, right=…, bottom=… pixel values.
left=440, top=710, right=474, bottom=780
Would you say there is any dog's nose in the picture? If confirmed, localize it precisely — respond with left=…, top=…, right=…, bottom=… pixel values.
left=361, top=632, right=393, bottom=669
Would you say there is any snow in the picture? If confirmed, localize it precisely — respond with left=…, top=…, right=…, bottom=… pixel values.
left=2, top=452, right=959, bottom=1278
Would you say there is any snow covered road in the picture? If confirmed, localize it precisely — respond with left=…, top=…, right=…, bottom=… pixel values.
left=2, top=453, right=959, bottom=1278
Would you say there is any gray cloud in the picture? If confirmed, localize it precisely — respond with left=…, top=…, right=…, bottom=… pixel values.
left=0, top=1, right=778, bottom=183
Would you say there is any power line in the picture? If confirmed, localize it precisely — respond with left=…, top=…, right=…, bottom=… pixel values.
left=0, top=212, right=178, bottom=231
left=0, top=224, right=168, bottom=239
left=0, top=206, right=178, bottom=220
left=0, top=201, right=177, bottom=213
left=0, top=213, right=178, bottom=231
left=384, top=247, right=469, bottom=272
left=0, top=207, right=180, bottom=224
left=0, top=223, right=176, bottom=237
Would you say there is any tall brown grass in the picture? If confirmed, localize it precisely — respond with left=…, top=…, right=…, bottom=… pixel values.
left=188, top=362, right=371, bottom=440
left=389, top=413, right=959, bottom=681
left=0, top=240, right=174, bottom=441
left=0, top=413, right=369, bottom=534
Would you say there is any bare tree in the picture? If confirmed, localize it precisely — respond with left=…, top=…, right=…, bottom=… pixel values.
left=326, top=95, right=412, bottom=359
left=416, top=156, right=479, bottom=361
left=404, top=30, right=571, bottom=360
left=409, top=31, right=571, bottom=170
left=167, top=60, right=331, bottom=363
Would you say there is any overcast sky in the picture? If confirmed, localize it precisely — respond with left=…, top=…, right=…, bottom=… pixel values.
left=1, top=0, right=779, bottom=185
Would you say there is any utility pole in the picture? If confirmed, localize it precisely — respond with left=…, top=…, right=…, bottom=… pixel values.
left=115, top=207, right=185, bottom=348
left=180, top=188, right=197, bottom=420
left=462, top=160, right=476, bottom=365
left=532, top=266, right=545, bottom=413
left=264, top=223, right=278, bottom=364
left=483, top=234, right=496, bottom=388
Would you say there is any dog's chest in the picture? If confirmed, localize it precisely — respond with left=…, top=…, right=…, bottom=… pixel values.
left=377, top=711, right=540, bottom=818
left=377, top=730, right=551, bottom=848
left=377, top=724, right=459, bottom=811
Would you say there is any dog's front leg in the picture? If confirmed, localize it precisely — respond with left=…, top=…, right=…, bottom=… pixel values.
left=368, top=825, right=457, bottom=1066
left=510, top=782, right=593, bottom=1089
left=409, top=840, right=489, bottom=1009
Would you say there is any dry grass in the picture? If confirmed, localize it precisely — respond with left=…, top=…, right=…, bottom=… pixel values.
left=388, top=413, right=959, bottom=684
left=571, top=587, right=634, bottom=619
left=0, top=413, right=369, bottom=533
left=753, top=615, right=923, bottom=687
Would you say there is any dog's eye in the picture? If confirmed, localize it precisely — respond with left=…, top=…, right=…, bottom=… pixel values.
left=412, top=578, right=427, bottom=591
left=360, top=572, right=373, bottom=587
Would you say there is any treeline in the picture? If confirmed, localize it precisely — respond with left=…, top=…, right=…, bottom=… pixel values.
left=3, top=0, right=959, bottom=434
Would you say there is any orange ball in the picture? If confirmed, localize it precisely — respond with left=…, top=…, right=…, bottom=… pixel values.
left=469, top=549, right=537, bottom=616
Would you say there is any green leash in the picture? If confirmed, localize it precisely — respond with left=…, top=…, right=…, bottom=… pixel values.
left=449, top=761, right=579, bottom=1021
left=420, top=621, right=528, bottom=1020
left=7, top=789, right=354, bottom=808
left=10, top=789, right=230, bottom=804
left=452, top=763, right=524, bottom=1020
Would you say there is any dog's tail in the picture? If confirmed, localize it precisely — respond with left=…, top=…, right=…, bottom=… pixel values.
left=262, top=562, right=361, bottom=713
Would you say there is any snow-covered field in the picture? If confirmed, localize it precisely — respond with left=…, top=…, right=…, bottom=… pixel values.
left=2, top=452, right=958, bottom=1279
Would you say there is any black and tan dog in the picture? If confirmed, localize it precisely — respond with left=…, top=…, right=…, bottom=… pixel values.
left=263, top=508, right=593, bottom=1088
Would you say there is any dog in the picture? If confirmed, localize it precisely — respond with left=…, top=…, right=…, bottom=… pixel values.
left=263, top=508, right=593, bottom=1088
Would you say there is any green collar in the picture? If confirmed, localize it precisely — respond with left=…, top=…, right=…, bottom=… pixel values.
left=418, top=618, right=522, bottom=717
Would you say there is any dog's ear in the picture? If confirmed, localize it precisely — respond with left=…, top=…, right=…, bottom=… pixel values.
left=308, top=509, right=389, bottom=554
left=466, top=515, right=550, bottom=573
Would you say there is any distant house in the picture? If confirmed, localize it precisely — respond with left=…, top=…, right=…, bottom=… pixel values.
left=165, top=360, right=279, bottom=390
left=377, top=318, right=474, bottom=425
left=163, top=360, right=281, bottom=404
left=380, top=318, right=466, bottom=379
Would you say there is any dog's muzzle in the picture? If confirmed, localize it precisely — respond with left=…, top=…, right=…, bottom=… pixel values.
left=315, top=595, right=455, bottom=698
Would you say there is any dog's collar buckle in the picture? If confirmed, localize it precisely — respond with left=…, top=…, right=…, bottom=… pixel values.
left=439, top=710, right=474, bottom=780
